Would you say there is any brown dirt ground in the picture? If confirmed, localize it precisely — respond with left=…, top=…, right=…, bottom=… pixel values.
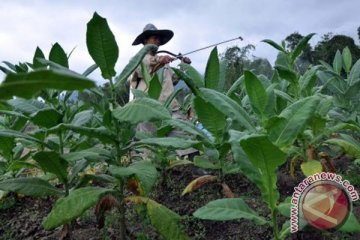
left=0, top=160, right=359, bottom=240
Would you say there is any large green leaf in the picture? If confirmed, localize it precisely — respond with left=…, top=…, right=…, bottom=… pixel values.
left=193, top=96, right=226, bottom=139
left=204, top=47, right=220, bottom=90
left=163, top=119, right=213, bottom=144
left=32, top=46, right=46, bottom=69
left=172, top=68, right=200, bottom=96
left=112, top=98, right=171, bottom=125
left=244, top=71, right=267, bottom=118
left=62, top=147, right=111, bottom=163
left=49, top=43, right=69, bottom=68
left=7, top=98, right=45, bottom=114
left=342, top=47, right=352, bottom=73
left=0, top=129, right=43, bottom=144
left=318, top=71, right=347, bottom=95
left=228, top=130, right=261, bottom=185
left=48, top=124, right=116, bottom=144
left=199, top=88, right=255, bottom=131
left=86, top=12, right=118, bottom=80
left=110, top=161, right=158, bottom=195
left=193, top=198, right=268, bottom=224
left=71, top=110, right=93, bottom=126
left=339, top=212, right=360, bottom=232
left=262, top=39, right=286, bottom=53
left=0, top=137, right=15, bottom=160
left=148, top=74, right=162, bottom=100
left=136, top=137, right=199, bottom=149
left=326, top=133, right=360, bottom=159
left=33, top=151, right=68, bottom=184
left=333, top=50, right=343, bottom=75
left=311, top=123, right=360, bottom=144
left=291, top=33, right=315, bottom=63
left=299, top=66, right=319, bottom=96
left=275, top=65, right=297, bottom=84
left=0, top=69, right=95, bottom=100
left=267, top=95, right=320, bottom=147
left=0, top=177, right=63, bottom=197
left=240, top=135, right=286, bottom=209
left=127, top=196, right=189, bottom=240
left=181, top=64, right=204, bottom=88
left=43, top=187, right=114, bottom=230
left=30, top=108, right=62, bottom=128
left=348, top=59, right=360, bottom=86
left=116, top=44, right=158, bottom=86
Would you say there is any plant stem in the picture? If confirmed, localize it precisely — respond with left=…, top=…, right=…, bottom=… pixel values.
left=116, top=182, right=126, bottom=240
left=58, top=130, right=64, bottom=155
left=272, top=208, right=280, bottom=240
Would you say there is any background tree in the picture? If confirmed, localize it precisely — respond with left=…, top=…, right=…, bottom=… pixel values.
left=313, top=34, right=360, bottom=64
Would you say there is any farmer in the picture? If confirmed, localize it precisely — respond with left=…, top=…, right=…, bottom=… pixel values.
left=129, top=23, right=197, bottom=158
left=129, top=23, right=190, bottom=110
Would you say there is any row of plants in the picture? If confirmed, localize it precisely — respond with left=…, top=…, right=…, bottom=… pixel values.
left=0, top=12, right=360, bottom=239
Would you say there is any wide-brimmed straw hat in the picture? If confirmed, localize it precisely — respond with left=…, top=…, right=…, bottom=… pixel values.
left=132, top=23, right=174, bottom=46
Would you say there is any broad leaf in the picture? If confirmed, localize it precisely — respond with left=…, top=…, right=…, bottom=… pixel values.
left=33, top=151, right=69, bottom=184
left=0, top=177, right=63, bottom=197
left=43, top=187, right=114, bottom=230
left=182, top=175, right=217, bottom=196
left=240, top=135, right=286, bottom=209
left=333, top=50, right=343, bottom=74
left=148, top=74, right=162, bottom=100
left=326, top=134, right=360, bottom=159
left=267, top=96, right=320, bottom=147
left=291, top=33, right=315, bottom=63
left=116, top=44, right=158, bottom=86
left=244, top=71, right=267, bottom=118
left=112, top=98, right=171, bottom=125
left=48, top=124, right=116, bottom=144
left=30, top=108, right=62, bottom=128
left=193, top=96, right=226, bottom=138
left=62, top=147, right=111, bottom=163
left=7, top=98, right=45, bottom=114
left=342, top=47, right=352, bottom=73
left=262, top=39, right=286, bottom=53
left=204, top=47, right=220, bottom=90
left=277, top=197, right=291, bottom=218
left=71, top=110, right=93, bottom=126
left=348, top=59, right=360, bottom=86
left=199, top=88, right=255, bottom=131
left=0, top=69, right=95, bottom=99
left=0, top=129, right=43, bottom=144
left=86, top=12, right=118, bottom=80
left=163, top=119, right=213, bottom=144
left=127, top=196, right=189, bottom=240
left=49, top=43, right=69, bottom=68
left=32, top=47, right=46, bottom=69
left=193, top=156, right=220, bottom=170
left=275, top=65, right=297, bottom=84
left=339, top=212, right=360, bottom=232
left=172, top=68, right=200, bottom=95
left=193, top=198, right=268, bottom=224
left=300, top=160, right=323, bottom=177
left=181, top=64, right=204, bottom=88
left=110, top=161, right=158, bottom=195
left=136, top=137, right=199, bottom=149
left=228, top=130, right=261, bottom=185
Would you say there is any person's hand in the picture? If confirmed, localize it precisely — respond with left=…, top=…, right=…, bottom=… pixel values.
left=182, top=57, right=191, bottom=64
left=159, top=55, right=174, bottom=65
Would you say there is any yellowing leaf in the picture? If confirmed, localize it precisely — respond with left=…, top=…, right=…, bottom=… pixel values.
left=301, top=160, right=323, bottom=177
left=181, top=175, right=217, bottom=196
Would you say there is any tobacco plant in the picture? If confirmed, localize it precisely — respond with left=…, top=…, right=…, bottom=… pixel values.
left=0, top=12, right=195, bottom=240
left=174, top=34, right=360, bottom=239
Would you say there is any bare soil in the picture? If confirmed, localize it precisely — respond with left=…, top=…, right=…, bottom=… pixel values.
left=0, top=159, right=359, bottom=240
